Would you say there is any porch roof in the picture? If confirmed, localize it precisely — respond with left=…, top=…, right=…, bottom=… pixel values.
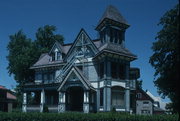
left=23, top=82, right=60, bottom=91
left=58, top=66, right=95, bottom=91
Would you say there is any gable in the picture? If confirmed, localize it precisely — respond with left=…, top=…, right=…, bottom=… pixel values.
left=65, top=29, right=99, bottom=61
left=136, top=89, right=154, bottom=102
left=58, top=66, right=93, bottom=91
left=49, top=41, right=63, bottom=54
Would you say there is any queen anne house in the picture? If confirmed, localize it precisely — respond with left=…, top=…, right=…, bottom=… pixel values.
left=22, top=5, right=140, bottom=113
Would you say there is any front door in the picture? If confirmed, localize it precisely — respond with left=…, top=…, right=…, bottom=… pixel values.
left=66, top=86, right=83, bottom=111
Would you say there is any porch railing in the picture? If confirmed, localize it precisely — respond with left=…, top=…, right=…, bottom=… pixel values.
left=47, top=105, right=58, bottom=112
left=26, top=105, right=58, bottom=112
left=27, top=105, right=40, bottom=112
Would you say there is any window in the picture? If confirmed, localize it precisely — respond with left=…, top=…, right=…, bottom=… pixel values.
left=52, top=53, right=55, bottom=61
left=49, top=72, right=54, bottom=82
left=118, top=31, right=122, bottom=44
left=99, top=62, right=104, bottom=79
left=112, top=91, right=124, bottom=107
left=43, top=73, right=48, bottom=83
left=141, top=110, right=150, bottom=114
left=110, top=28, right=113, bottom=42
left=91, top=93, right=94, bottom=103
left=143, top=101, right=149, bottom=107
left=57, top=52, right=61, bottom=61
left=35, top=72, right=42, bottom=80
left=100, top=88, right=103, bottom=106
left=119, top=64, right=125, bottom=79
left=42, top=71, right=55, bottom=83
left=137, top=93, right=142, bottom=99
left=45, top=92, right=58, bottom=105
left=100, top=31, right=104, bottom=43
left=111, top=62, right=117, bottom=79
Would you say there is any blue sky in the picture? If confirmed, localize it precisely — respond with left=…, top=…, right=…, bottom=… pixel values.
left=0, top=0, right=178, bottom=101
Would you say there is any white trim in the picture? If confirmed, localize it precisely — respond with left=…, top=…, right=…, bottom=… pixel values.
left=58, top=67, right=89, bottom=91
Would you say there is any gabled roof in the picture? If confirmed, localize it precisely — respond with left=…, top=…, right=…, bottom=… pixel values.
left=136, top=88, right=154, bottom=102
left=96, top=5, right=129, bottom=30
left=64, top=28, right=99, bottom=61
left=0, top=85, right=17, bottom=100
left=49, top=41, right=64, bottom=54
left=49, top=41, right=72, bottom=55
left=58, top=66, right=95, bottom=91
left=30, top=53, right=64, bottom=69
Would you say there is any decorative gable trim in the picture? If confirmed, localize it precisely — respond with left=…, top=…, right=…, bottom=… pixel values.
left=49, top=41, right=63, bottom=55
left=58, top=66, right=95, bottom=91
left=64, top=28, right=99, bottom=61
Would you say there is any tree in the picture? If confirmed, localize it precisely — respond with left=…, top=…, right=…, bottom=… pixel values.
left=7, top=25, right=64, bottom=108
left=35, top=25, right=64, bottom=53
left=165, top=102, right=174, bottom=114
left=7, top=30, right=35, bottom=84
left=149, top=4, right=179, bottom=113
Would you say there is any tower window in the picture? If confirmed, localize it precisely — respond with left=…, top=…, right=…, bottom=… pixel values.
left=119, top=64, right=125, bottom=79
left=114, top=31, right=118, bottom=43
left=99, top=62, right=104, bottom=79
left=110, top=28, right=113, bottom=42
left=111, top=62, right=118, bottom=78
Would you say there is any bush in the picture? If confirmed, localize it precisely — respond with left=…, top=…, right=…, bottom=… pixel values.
left=12, top=108, right=22, bottom=113
left=110, top=106, right=116, bottom=113
left=43, top=105, right=49, bottom=113
left=0, top=112, right=178, bottom=121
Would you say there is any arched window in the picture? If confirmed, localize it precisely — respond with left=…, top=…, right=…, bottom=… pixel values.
left=111, top=86, right=125, bottom=107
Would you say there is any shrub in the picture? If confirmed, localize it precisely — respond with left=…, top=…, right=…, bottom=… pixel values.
left=110, top=106, right=116, bottom=113
left=43, top=105, right=49, bottom=113
left=0, top=112, right=178, bottom=121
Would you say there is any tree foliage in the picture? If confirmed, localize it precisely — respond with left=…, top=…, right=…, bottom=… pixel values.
left=7, top=30, right=35, bottom=83
left=35, top=25, right=64, bottom=53
left=149, top=4, right=179, bottom=113
left=6, top=25, right=64, bottom=107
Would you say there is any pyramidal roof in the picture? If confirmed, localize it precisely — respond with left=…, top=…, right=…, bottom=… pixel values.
left=96, top=5, right=129, bottom=30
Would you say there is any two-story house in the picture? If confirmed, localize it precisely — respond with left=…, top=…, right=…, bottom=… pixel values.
left=22, top=5, right=139, bottom=113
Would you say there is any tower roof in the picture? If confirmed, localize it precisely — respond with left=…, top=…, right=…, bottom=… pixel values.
left=96, top=5, right=129, bottom=30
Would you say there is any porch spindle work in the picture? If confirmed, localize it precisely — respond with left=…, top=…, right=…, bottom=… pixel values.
left=58, top=92, right=66, bottom=112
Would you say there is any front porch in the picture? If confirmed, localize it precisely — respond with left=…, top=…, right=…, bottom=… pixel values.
left=23, top=85, right=96, bottom=113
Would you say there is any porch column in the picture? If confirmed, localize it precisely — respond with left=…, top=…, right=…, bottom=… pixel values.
left=40, top=89, right=45, bottom=112
left=107, top=60, right=111, bottom=111
left=125, top=63, right=130, bottom=112
left=83, top=91, right=89, bottom=113
left=22, top=92, right=27, bottom=112
left=58, top=91, right=66, bottom=113
left=125, top=87, right=130, bottom=112
left=103, top=87, right=111, bottom=111
left=96, top=89, right=100, bottom=111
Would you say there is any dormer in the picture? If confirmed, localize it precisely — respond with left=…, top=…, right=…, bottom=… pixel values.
left=96, top=5, right=130, bottom=47
left=49, top=41, right=64, bottom=61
